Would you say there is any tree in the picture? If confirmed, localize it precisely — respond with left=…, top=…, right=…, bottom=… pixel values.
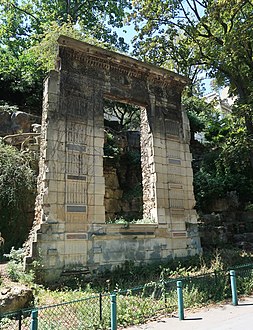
left=104, top=99, right=141, bottom=131
left=0, top=0, right=131, bottom=111
left=132, top=0, right=253, bottom=167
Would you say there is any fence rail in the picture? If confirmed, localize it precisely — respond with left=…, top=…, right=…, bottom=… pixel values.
left=1, top=264, right=253, bottom=329
left=0, top=294, right=111, bottom=330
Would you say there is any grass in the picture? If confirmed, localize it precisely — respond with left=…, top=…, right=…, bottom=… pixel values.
left=1, top=248, right=253, bottom=329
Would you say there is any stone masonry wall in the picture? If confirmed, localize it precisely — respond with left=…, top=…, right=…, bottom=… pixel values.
left=25, top=36, right=201, bottom=282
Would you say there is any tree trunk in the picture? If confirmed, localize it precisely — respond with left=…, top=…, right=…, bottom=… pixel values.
left=237, top=86, right=253, bottom=169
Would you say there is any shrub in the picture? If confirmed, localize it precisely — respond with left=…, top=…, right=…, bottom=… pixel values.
left=0, top=142, right=37, bottom=256
left=4, top=247, right=35, bottom=284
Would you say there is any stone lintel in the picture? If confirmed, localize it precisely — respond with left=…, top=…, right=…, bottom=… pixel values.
left=57, top=35, right=189, bottom=88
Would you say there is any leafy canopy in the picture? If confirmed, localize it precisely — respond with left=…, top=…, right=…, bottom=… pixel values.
left=132, top=0, right=253, bottom=170
left=132, top=0, right=253, bottom=96
left=0, top=0, right=131, bottom=110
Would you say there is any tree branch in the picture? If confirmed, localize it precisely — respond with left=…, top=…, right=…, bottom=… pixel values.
left=10, top=2, right=40, bottom=25
left=195, top=0, right=207, bottom=9
left=182, top=1, right=224, bottom=45
left=229, top=0, right=249, bottom=32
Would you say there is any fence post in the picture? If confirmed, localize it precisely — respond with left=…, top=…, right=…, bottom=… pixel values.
left=30, top=309, right=38, bottom=330
left=230, top=270, right=238, bottom=306
left=99, top=293, right=103, bottom=322
left=111, top=293, right=117, bottom=330
left=177, top=281, right=184, bottom=320
left=18, top=310, right=22, bottom=330
left=163, top=280, right=167, bottom=309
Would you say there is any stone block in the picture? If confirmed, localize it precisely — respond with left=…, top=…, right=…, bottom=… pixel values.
left=94, top=166, right=103, bottom=177
left=172, top=238, right=187, bottom=249
left=94, top=137, right=104, bottom=150
left=92, top=214, right=106, bottom=223
left=47, top=71, right=60, bottom=93
left=157, top=215, right=167, bottom=224
left=171, top=222, right=186, bottom=231
left=64, top=254, right=87, bottom=266
left=43, top=192, right=58, bottom=204
left=186, top=168, right=194, bottom=178
left=153, top=138, right=165, bottom=148
left=46, top=180, right=60, bottom=192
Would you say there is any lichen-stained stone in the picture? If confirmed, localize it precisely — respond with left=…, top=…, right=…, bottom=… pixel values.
left=0, top=285, right=34, bottom=313
left=25, top=36, right=202, bottom=282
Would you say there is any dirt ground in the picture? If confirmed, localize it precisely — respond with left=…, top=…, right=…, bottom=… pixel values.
left=0, top=262, right=8, bottom=280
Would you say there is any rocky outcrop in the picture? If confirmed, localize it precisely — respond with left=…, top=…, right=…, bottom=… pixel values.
left=199, top=211, right=253, bottom=249
left=0, top=110, right=41, bottom=137
left=0, top=285, right=34, bottom=313
left=104, top=130, right=143, bottom=221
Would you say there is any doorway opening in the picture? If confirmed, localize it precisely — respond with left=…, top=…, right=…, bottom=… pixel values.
left=103, top=98, right=145, bottom=224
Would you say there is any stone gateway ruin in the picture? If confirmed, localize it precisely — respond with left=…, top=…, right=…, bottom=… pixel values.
left=25, top=36, right=201, bottom=282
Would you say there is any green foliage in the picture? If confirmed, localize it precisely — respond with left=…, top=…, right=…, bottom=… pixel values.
left=21, top=250, right=252, bottom=329
left=245, top=203, right=253, bottom=211
left=104, top=99, right=141, bottom=131
left=103, top=131, right=121, bottom=160
left=0, top=102, right=18, bottom=114
left=187, top=110, right=205, bottom=136
left=189, top=103, right=253, bottom=209
left=194, top=158, right=253, bottom=211
left=237, top=270, right=253, bottom=295
left=106, top=214, right=154, bottom=225
left=122, top=182, right=143, bottom=201
left=0, top=142, right=36, bottom=255
left=0, top=0, right=130, bottom=110
left=30, top=21, right=85, bottom=73
left=132, top=0, right=253, bottom=100
left=124, top=150, right=141, bottom=166
left=132, top=0, right=253, bottom=170
left=1, top=250, right=249, bottom=329
left=4, top=248, right=35, bottom=284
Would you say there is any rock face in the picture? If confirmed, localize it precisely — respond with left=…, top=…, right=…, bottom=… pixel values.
left=104, top=130, right=143, bottom=221
left=0, top=285, right=34, bottom=313
left=199, top=211, right=253, bottom=250
left=0, top=111, right=12, bottom=136
left=0, top=110, right=41, bottom=137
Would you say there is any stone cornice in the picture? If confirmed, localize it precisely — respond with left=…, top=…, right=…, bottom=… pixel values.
left=57, top=35, right=189, bottom=88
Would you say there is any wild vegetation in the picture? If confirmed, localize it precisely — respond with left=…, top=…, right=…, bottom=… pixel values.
left=0, top=142, right=37, bottom=257
left=185, top=96, right=253, bottom=211
left=1, top=248, right=253, bottom=328
left=132, top=0, right=253, bottom=210
left=0, top=0, right=130, bottom=112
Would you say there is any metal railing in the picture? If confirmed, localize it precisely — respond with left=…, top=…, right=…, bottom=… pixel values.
left=0, top=294, right=111, bottom=330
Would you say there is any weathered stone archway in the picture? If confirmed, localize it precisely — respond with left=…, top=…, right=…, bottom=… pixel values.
left=26, top=36, right=201, bottom=282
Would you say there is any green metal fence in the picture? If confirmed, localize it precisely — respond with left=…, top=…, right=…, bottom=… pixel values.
left=116, top=280, right=178, bottom=326
left=1, top=263, right=253, bottom=329
left=0, top=294, right=111, bottom=330
left=37, top=294, right=111, bottom=330
left=0, top=310, right=31, bottom=330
